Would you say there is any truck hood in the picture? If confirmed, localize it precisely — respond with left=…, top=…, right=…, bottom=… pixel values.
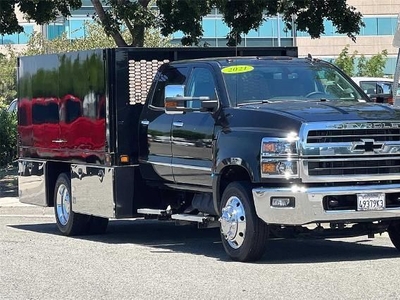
left=242, top=100, right=400, bottom=122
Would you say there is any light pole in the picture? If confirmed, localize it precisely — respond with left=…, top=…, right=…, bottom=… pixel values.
left=277, top=13, right=281, bottom=46
left=291, top=14, right=297, bottom=47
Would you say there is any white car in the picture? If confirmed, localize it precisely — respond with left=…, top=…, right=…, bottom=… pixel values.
left=351, top=77, right=393, bottom=103
left=6, top=98, right=17, bottom=113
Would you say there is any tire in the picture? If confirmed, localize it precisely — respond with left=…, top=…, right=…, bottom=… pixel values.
left=219, top=181, right=269, bottom=262
left=54, top=173, right=90, bottom=236
left=388, top=220, right=400, bottom=250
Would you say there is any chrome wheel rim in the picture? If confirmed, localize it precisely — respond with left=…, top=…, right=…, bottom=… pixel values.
left=220, top=196, right=246, bottom=249
left=56, top=183, right=70, bottom=226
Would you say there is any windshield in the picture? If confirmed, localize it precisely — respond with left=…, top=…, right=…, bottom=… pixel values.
left=221, top=60, right=368, bottom=106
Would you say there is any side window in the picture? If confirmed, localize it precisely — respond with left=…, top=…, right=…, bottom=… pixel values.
left=151, top=66, right=188, bottom=108
left=382, top=83, right=392, bottom=94
left=187, top=68, right=217, bottom=99
left=186, top=67, right=217, bottom=109
left=360, top=82, right=377, bottom=94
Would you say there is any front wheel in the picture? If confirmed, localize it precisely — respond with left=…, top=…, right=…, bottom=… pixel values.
left=219, top=181, right=269, bottom=262
left=388, top=220, right=400, bottom=251
left=54, top=173, right=90, bottom=236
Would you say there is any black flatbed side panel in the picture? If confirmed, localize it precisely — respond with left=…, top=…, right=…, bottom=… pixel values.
left=17, top=49, right=107, bottom=164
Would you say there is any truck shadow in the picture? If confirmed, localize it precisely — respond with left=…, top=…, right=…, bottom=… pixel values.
left=11, top=219, right=400, bottom=264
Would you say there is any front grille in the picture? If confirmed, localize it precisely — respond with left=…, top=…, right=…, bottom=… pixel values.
left=308, top=158, right=400, bottom=176
left=307, top=129, right=400, bottom=143
left=300, top=122, right=400, bottom=182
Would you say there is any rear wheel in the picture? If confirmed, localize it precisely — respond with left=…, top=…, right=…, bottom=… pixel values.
left=219, top=181, right=269, bottom=262
left=54, top=173, right=90, bottom=236
left=388, top=220, right=400, bottom=250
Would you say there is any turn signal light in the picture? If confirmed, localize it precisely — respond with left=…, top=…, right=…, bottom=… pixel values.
left=261, top=161, right=297, bottom=177
left=120, top=155, right=129, bottom=163
left=262, top=162, right=277, bottom=173
left=165, top=101, right=178, bottom=108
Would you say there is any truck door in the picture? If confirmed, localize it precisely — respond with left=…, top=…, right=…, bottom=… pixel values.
left=139, top=65, right=189, bottom=182
left=171, top=66, right=216, bottom=186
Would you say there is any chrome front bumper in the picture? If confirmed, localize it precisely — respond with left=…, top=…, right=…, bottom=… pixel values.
left=252, top=184, right=400, bottom=225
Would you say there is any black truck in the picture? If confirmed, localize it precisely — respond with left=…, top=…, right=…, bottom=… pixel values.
left=17, top=47, right=400, bottom=262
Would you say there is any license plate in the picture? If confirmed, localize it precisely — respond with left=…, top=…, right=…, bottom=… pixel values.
left=357, top=193, right=385, bottom=211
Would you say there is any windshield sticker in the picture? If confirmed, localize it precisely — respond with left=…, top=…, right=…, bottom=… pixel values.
left=221, top=65, right=254, bottom=74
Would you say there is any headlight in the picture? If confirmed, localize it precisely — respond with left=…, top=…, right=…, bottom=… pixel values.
left=262, top=140, right=296, bottom=156
left=260, top=134, right=299, bottom=179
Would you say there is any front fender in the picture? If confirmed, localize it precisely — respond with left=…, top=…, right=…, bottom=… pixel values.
left=212, top=129, right=267, bottom=214
left=214, top=129, right=266, bottom=182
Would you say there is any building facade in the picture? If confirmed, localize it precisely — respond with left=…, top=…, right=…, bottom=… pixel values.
left=296, top=0, right=400, bottom=75
left=1, top=1, right=400, bottom=75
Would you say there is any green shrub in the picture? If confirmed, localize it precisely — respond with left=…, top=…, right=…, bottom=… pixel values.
left=0, top=109, right=17, bottom=167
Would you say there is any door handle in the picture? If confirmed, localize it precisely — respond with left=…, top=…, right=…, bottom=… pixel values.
left=141, top=120, right=150, bottom=126
left=173, top=121, right=183, bottom=127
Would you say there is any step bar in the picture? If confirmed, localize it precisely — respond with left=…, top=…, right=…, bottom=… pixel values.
left=136, top=208, right=219, bottom=228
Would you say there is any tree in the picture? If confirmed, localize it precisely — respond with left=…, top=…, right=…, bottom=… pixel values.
left=334, top=46, right=388, bottom=77
left=356, top=50, right=388, bottom=77
left=0, top=0, right=364, bottom=47
left=0, top=110, right=17, bottom=167
left=334, top=45, right=358, bottom=77
left=0, top=46, right=18, bottom=108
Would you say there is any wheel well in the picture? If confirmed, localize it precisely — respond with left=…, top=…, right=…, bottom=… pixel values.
left=218, top=165, right=251, bottom=208
left=46, top=162, right=70, bottom=207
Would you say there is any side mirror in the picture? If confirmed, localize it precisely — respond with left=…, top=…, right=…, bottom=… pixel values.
left=165, top=84, right=185, bottom=100
left=164, top=85, right=218, bottom=114
left=375, top=95, right=385, bottom=103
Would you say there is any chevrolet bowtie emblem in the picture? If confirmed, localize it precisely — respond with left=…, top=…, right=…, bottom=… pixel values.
left=351, top=139, right=384, bottom=152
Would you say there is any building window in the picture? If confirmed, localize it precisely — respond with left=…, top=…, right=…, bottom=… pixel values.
left=215, top=19, right=230, bottom=37
left=47, top=25, right=65, bottom=40
left=362, top=18, right=378, bottom=35
left=295, top=16, right=397, bottom=37
left=202, top=18, right=216, bottom=37
left=377, top=17, right=396, bottom=35
left=384, top=57, right=398, bottom=75
left=0, top=25, right=33, bottom=44
left=68, top=19, right=89, bottom=39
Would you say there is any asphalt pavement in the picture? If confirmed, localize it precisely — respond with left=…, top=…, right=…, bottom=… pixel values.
left=1, top=203, right=400, bottom=300
left=1, top=197, right=29, bottom=207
